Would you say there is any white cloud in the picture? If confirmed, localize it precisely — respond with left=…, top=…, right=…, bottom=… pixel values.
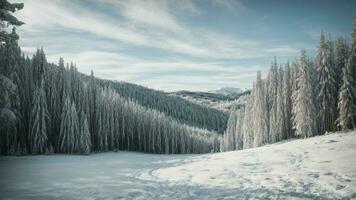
left=44, top=49, right=261, bottom=91
left=120, top=0, right=185, bottom=32
left=211, top=0, right=247, bottom=12
left=11, top=0, right=300, bottom=91
left=264, top=47, right=299, bottom=54
left=14, top=0, right=279, bottom=59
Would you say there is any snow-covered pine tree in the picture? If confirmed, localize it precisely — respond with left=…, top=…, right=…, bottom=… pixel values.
left=290, top=60, right=300, bottom=137
left=0, top=11, right=24, bottom=154
left=0, top=40, right=21, bottom=154
left=315, top=32, right=337, bottom=133
left=222, top=109, right=238, bottom=151
left=0, top=0, right=24, bottom=44
left=78, top=111, right=91, bottom=154
left=253, top=71, right=269, bottom=147
left=32, top=49, right=47, bottom=88
left=13, top=56, right=33, bottom=154
left=235, top=106, right=245, bottom=150
left=335, top=37, right=349, bottom=91
left=276, top=67, right=286, bottom=141
left=283, top=62, right=293, bottom=138
left=267, top=59, right=278, bottom=141
left=349, top=15, right=356, bottom=126
left=97, top=94, right=106, bottom=152
left=29, top=78, right=49, bottom=154
left=242, top=87, right=255, bottom=149
left=59, top=97, right=79, bottom=154
left=0, top=88, right=18, bottom=155
left=337, top=66, right=356, bottom=130
left=337, top=15, right=356, bottom=130
left=88, top=70, right=100, bottom=151
left=293, top=50, right=318, bottom=138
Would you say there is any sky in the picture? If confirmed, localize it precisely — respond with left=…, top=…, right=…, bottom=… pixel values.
left=11, top=0, right=356, bottom=92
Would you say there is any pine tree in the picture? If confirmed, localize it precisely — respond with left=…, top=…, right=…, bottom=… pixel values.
left=59, top=97, right=79, bottom=154
left=335, top=37, right=348, bottom=89
left=293, top=50, right=317, bottom=138
left=267, top=58, right=278, bottom=140
left=337, top=66, right=355, bottom=130
left=276, top=67, right=285, bottom=141
left=0, top=89, right=17, bottom=154
left=78, top=111, right=91, bottom=154
left=0, top=2, right=23, bottom=154
left=242, top=87, right=255, bottom=149
left=315, top=32, right=337, bottom=133
left=349, top=15, right=356, bottom=126
left=29, top=79, right=49, bottom=154
left=88, top=70, right=98, bottom=150
left=32, top=49, right=47, bottom=87
left=223, top=109, right=238, bottom=151
left=235, top=106, right=245, bottom=150
left=253, top=71, right=268, bottom=147
left=0, top=0, right=24, bottom=44
left=337, top=15, right=356, bottom=130
left=283, top=63, right=293, bottom=138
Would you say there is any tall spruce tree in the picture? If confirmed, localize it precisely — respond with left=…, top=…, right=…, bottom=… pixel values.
left=283, top=63, right=293, bottom=138
left=276, top=67, right=285, bottom=141
left=242, top=86, right=255, bottom=149
left=335, top=37, right=348, bottom=89
left=315, top=33, right=337, bottom=133
left=253, top=71, right=268, bottom=147
left=0, top=0, right=24, bottom=155
left=29, top=78, right=49, bottom=154
left=267, top=58, right=278, bottom=140
left=293, top=50, right=317, bottom=138
left=78, top=111, right=91, bottom=154
left=349, top=15, right=356, bottom=125
left=337, top=66, right=355, bottom=130
left=59, top=97, right=79, bottom=154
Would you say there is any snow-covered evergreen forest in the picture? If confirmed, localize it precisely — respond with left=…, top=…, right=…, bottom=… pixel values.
left=0, top=1, right=223, bottom=155
left=222, top=17, right=356, bottom=151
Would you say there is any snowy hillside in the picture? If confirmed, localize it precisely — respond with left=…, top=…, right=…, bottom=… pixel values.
left=1, top=131, right=355, bottom=199
left=169, top=89, right=250, bottom=112
left=209, top=87, right=248, bottom=97
left=140, top=131, right=356, bottom=199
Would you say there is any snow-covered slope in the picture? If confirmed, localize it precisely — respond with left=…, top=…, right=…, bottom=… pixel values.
left=1, top=131, right=355, bottom=199
left=209, top=87, right=248, bottom=96
left=169, top=89, right=250, bottom=112
left=140, top=131, right=356, bottom=199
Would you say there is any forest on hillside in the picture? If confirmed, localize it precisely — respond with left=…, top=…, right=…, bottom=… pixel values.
left=0, top=2, right=221, bottom=155
left=221, top=17, right=356, bottom=151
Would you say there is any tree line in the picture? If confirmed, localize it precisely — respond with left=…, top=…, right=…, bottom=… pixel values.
left=0, top=1, right=220, bottom=155
left=101, top=80, right=229, bottom=134
left=221, top=17, right=356, bottom=151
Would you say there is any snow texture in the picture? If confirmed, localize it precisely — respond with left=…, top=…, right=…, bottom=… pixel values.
left=1, top=131, right=355, bottom=199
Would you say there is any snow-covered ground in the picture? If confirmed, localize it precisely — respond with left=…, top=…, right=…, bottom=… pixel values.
left=1, top=131, right=355, bottom=199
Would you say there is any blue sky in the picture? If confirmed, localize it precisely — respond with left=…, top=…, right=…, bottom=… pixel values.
left=13, top=0, right=356, bottom=91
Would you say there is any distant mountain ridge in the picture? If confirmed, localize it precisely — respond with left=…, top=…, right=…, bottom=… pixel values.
left=170, top=87, right=250, bottom=102
left=209, top=87, right=249, bottom=97
left=169, top=90, right=235, bottom=102
left=168, top=88, right=250, bottom=112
